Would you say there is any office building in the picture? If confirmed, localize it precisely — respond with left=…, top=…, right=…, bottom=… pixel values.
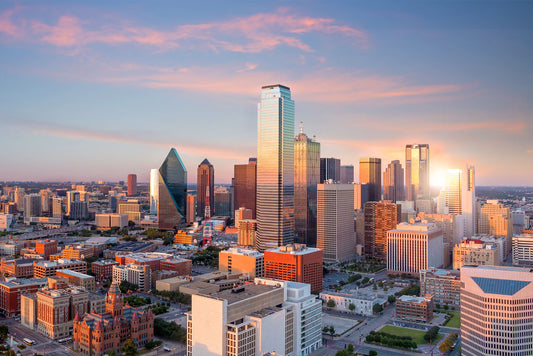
left=453, top=238, right=499, bottom=270
left=95, top=213, right=128, bottom=229
left=233, top=158, right=257, bottom=218
left=35, top=239, right=58, bottom=259
left=73, top=282, right=154, bottom=355
left=56, top=269, right=96, bottom=291
left=0, top=258, right=35, bottom=278
left=353, top=183, right=369, bottom=210
left=91, top=260, right=118, bottom=281
left=56, top=244, right=94, bottom=260
left=14, top=187, right=25, bottom=212
left=294, top=129, right=320, bottom=246
left=363, top=201, right=398, bottom=260
left=66, top=190, right=80, bottom=216
left=0, top=214, right=14, bottom=231
left=214, top=186, right=231, bottom=217
left=478, top=200, right=513, bottom=254
left=158, top=148, right=187, bottom=230
left=112, top=264, right=151, bottom=292
left=317, top=183, right=355, bottom=263
left=460, top=265, right=533, bottom=356
left=445, top=169, right=462, bottom=215
left=51, top=197, right=62, bottom=217
left=69, top=201, right=88, bottom=220
left=419, top=268, right=461, bottom=306
left=405, top=144, right=430, bottom=201
left=256, top=84, right=295, bottom=251
left=197, top=158, right=215, bottom=217
left=127, top=174, right=137, bottom=196
left=117, top=199, right=141, bottom=224
left=340, top=165, right=354, bottom=184
left=383, top=160, right=404, bottom=203
left=320, top=158, right=340, bottom=183
left=149, top=168, right=159, bottom=215
left=387, top=221, right=444, bottom=277
left=462, top=165, right=476, bottom=237
left=219, top=247, right=264, bottom=279
left=234, top=207, right=253, bottom=229
left=512, top=233, right=533, bottom=266
left=238, top=219, right=257, bottom=247
left=23, top=194, right=42, bottom=221
left=359, top=158, right=381, bottom=202
left=186, top=195, right=196, bottom=223
left=0, top=278, right=42, bottom=317
left=264, top=244, right=322, bottom=292
left=33, top=259, right=87, bottom=278
left=396, top=295, right=433, bottom=323
left=0, top=241, right=24, bottom=256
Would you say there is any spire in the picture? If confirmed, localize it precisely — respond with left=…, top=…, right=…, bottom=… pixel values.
left=299, top=121, right=304, bottom=134
left=73, top=313, right=81, bottom=322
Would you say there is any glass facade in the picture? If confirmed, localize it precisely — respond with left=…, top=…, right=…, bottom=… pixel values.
left=294, top=132, right=320, bottom=246
left=383, top=160, right=405, bottom=203
left=149, top=168, right=159, bottom=215
left=158, top=148, right=187, bottom=230
left=359, top=158, right=381, bottom=202
left=196, top=159, right=214, bottom=217
left=256, top=84, right=295, bottom=251
left=405, top=144, right=430, bottom=201
left=320, top=158, right=340, bottom=182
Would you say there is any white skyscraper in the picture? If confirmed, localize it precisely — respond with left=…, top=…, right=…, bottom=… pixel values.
left=462, top=165, right=476, bottom=237
left=150, top=168, right=159, bottom=215
left=256, top=84, right=295, bottom=251
left=445, top=169, right=462, bottom=215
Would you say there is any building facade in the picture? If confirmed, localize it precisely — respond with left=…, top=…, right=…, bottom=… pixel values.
left=405, top=144, right=430, bottom=201
left=33, top=259, right=87, bottom=278
left=396, top=295, right=433, bottom=323
left=150, top=168, right=159, bottom=215
left=453, top=238, right=499, bottom=270
left=383, top=160, right=404, bottom=203
left=512, top=233, right=533, bottom=266
left=359, top=158, right=381, bottom=202
left=127, top=174, right=137, bottom=196
left=219, top=248, right=264, bottom=279
left=364, top=201, right=398, bottom=260
left=197, top=159, right=215, bottom=217
left=340, top=165, right=354, bottom=184
left=158, top=148, right=187, bottom=230
left=233, top=158, right=257, bottom=219
left=320, top=158, right=340, bottom=183
left=419, top=268, right=461, bottom=306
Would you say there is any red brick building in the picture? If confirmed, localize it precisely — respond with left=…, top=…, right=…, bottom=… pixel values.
left=264, top=244, right=323, bottom=292
left=73, top=282, right=154, bottom=356
left=33, top=259, right=87, bottom=278
left=160, top=258, right=192, bottom=275
left=1, top=258, right=36, bottom=278
left=91, top=260, right=118, bottom=281
left=35, top=239, right=58, bottom=259
left=0, top=279, right=41, bottom=317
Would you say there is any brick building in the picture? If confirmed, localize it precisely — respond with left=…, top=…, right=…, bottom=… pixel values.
left=91, top=260, right=118, bottom=281
left=159, top=258, right=192, bottom=275
left=0, top=278, right=44, bottom=316
left=264, top=244, right=322, bottom=292
left=1, top=258, right=36, bottom=278
left=56, top=269, right=96, bottom=291
left=35, top=239, right=58, bottom=259
left=33, top=259, right=87, bottom=278
left=73, top=282, right=154, bottom=356
left=396, top=295, right=434, bottom=323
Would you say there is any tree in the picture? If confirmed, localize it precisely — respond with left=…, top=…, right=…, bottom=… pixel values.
left=327, top=299, right=336, bottom=308
left=349, top=303, right=355, bottom=312
left=121, top=339, right=138, bottom=356
left=373, top=303, right=383, bottom=314
left=424, top=326, right=440, bottom=343
left=108, top=351, right=116, bottom=356
left=369, top=351, right=378, bottom=356
left=323, top=326, right=330, bottom=333
left=0, top=325, right=8, bottom=342
left=347, top=344, right=354, bottom=352
left=329, top=326, right=335, bottom=336
left=388, top=295, right=396, bottom=304
left=443, top=304, right=449, bottom=310
left=373, top=284, right=377, bottom=290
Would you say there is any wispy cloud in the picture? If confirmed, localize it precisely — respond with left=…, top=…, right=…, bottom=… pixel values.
left=527, top=150, right=533, bottom=153
left=1, top=7, right=367, bottom=53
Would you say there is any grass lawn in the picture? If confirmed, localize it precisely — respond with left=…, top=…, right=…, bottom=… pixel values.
left=378, top=325, right=443, bottom=345
left=443, top=311, right=461, bottom=328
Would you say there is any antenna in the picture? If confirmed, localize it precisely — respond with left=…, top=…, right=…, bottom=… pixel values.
left=299, top=121, right=304, bottom=134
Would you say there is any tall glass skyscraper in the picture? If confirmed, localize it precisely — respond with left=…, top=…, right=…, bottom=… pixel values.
left=445, top=169, right=462, bottom=215
left=149, top=168, right=159, bottom=215
left=256, top=84, right=295, bottom=251
left=359, top=158, right=381, bottom=202
left=462, top=165, right=476, bottom=237
left=383, top=160, right=405, bottom=203
left=196, top=159, right=214, bottom=218
left=294, top=129, right=320, bottom=246
left=405, top=144, right=430, bottom=201
left=158, top=148, right=187, bottom=230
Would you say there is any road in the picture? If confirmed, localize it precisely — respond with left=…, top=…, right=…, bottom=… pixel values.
left=4, top=318, right=72, bottom=356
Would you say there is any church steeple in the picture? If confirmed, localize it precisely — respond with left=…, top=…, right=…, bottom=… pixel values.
left=105, top=281, right=123, bottom=318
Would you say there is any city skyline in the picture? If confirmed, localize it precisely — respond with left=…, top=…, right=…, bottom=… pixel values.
left=1, top=1, right=532, bottom=185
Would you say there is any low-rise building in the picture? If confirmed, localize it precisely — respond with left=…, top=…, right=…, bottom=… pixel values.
left=0, top=241, right=24, bottom=256
left=155, top=276, right=191, bottom=292
left=91, top=260, right=118, bottom=281
left=396, top=295, right=433, bottom=323
left=56, top=269, right=96, bottom=291
left=95, top=213, right=129, bottom=229
left=112, top=264, right=151, bottom=292
left=0, top=278, right=45, bottom=316
left=419, top=268, right=461, bottom=306
left=60, top=245, right=94, bottom=260
left=33, top=259, right=87, bottom=278
left=219, top=247, right=264, bottom=279
left=319, top=290, right=387, bottom=316
left=453, top=238, right=499, bottom=270
left=512, top=233, right=533, bottom=266
left=0, top=258, right=36, bottom=278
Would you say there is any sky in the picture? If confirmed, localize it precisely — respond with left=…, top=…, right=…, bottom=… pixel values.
left=0, top=1, right=532, bottom=186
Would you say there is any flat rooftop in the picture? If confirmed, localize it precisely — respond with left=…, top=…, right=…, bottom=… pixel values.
left=208, top=283, right=280, bottom=305
left=57, top=269, right=93, bottom=279
left=35, top=259, right=84, bottom=267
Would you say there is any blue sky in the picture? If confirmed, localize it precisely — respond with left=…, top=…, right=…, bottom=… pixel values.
left=0, top=0, right=532, bottom=185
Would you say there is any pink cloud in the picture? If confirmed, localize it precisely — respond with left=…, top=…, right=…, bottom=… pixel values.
left=0, top=7, right=24, bottom=37
left=527, top=150, right=533, bottom=153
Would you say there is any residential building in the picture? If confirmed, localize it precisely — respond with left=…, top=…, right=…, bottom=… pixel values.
left=340, top=165, right=354, bottom=184
left=387, top=221, right=444, bottom=277
left=158, top=148, right=187, bottom=230
left=264, top=244, right=322, bottom=292
left=91, top=260, right=118, bottom=281
left=197, top=159, right=215, bottom=217
left=23, top=194, right=42, bottom=222
left=73, top=282, right=154, bottom=355
left=112, top=264, right=151, bottom=292
left=317, top=183, right=355, bottom=263
left=512, top=233, right=533, bottom=266
left=33, top=259, right=87, bottom=278
left=453, top=238, right=499, bottom=270
left=364, top=201, right=398, bottom=260
left=238, top=219, right=257, bottom=247
left=233, top=158, right=257, bottom=219
left=383, top=160, right=404, bottom=203
left=127, top=174, right=137, bottom=196
left=320, top=158, right=340, bottom=183
left=219, top=248, right=265, bottom=279
left=256, top=84, right=295, bottom=251
left=396, top=295, right=433, bottom=323
left=359, top=158, right=381, bottom=202
left=405, top=144, right=430, bottom=201
left=56, top=269, right=96, bottom=291
left=460, top=265, right=533, bottom=356
left=51, top=197, right=62, bottom=217
left=294, top=129, right=320, bottom=246
left=419, top=268, right=461, bottom=306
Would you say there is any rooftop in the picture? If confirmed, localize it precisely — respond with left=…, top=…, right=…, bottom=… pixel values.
left=267, top=243, right=321, bottom=255
left=223, top=247, right=263, bottom=257
left=56, top=269, right=93, bottom=279
left=398, top=295, right=432, bottom=303
left=35, top=259, right=85, bottom=267
left=208, top=283, right=280, bottom=305
left=472, top=277, right=530, bottom=296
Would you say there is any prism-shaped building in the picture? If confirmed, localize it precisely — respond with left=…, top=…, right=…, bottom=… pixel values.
left=158, top=148, right=187, bottom=230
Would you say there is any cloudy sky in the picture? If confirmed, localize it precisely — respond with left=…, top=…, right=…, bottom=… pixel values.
left=1, top=1, right=532, bottom=186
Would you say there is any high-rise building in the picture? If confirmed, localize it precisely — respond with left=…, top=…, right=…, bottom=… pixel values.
left=214, top=187, right=231, bottom=217
left=158, top=148, right=187, bottom=230
left=238, top=219, right=257, bottom=247
left=383, top=160, right=404, bottom=203
left=445, top=169, right=462, bottom=215
left=186, top=195, right=196, bottom=223
left=233, top=158, right=257, bottom=218
left=460, top=265, right=533, bottom=356
left=23, top=194, right=42, bottom=220
left=317, top=183, right=355, bottom=263
left=127, top=174, right=137, bottom=196
left=149, top=168, right=159, bottom=215
left=294, top=129, right=320, bottom=246
left=14, top=187, right=25, bottom=212
left=117, top=199, right=141, bottom=224
left=69, top=201, right=88, bottom=220
left=462, top=166, right=476, bottom=237
left=256, top=84, right=295, bottom=251
left=405, top=144, right=430, bottom=201
left=197, top=159, right=215, bottom=218
left=387, top=221, right=444, bottom=277
left=51, top=197, right=62, bottom=218
left=340, top=165, right=354, bottom=184
left=359, top=158, right=381, bottom=202
left=363, top=201, right=398, bottom=260
left=320, top=158, right=340, bottom=183
left=66, top=190, right=80, bottom=217
left=353, top=183, right=369, bottom=210
left=219, top=248, right=264, bottom=279
left=234, top=207, right=252, bottom=229
left=478, top=200, right=513, bottom=254
left=512, top=233, right=533, bottom=266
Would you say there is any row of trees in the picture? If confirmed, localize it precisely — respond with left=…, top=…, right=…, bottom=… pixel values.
left=439, top=332, right=458, bottom=353
left=119, top=280, right=139, bottom=293
left=154, top=318, right=187, bottom=343
left=123, top=295, right=151, bottom=307
left=146, top=302, right=170, bottom=315
left=151, top=289, right=191, bottom=304
left=366, top=331, right=417, bottom=350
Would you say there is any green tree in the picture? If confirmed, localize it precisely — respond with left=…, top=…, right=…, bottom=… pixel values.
left=369, top=351, right=378, bottom=356
left=373, top=303, right=383, bottom=314
left=347, top=344, right=354, bottom=352
left=121, top=339, right=138, bottom=356
left=323, top=326, right=330, bottom=333
left=327, top=299, right=336, bottom=308
left=388, top=295, right=396, bottom=304
left=108, top=350, right=116, bottom=356
left=329, top=326, right=335, bottom=336
left=348, top=303, right=355, bottom=312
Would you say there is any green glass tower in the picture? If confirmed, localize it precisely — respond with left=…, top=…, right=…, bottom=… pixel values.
left=158, top=148, right=187, bottom=230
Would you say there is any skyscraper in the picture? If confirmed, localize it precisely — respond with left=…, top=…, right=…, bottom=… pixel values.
left=445, top=169, right=462, bottom=215
left=233, top=158, right=257, bottom=218
left=340, top=165, right=354, bottom=184
left=405, top=144, right=430, bottom=201
left=317, top=183, right=355, bottom=263
left=462, top=165, right=476, bottom=237
left=320, top=158, right=341, bottom=182
left=256, top=84, right=295, bottom=251
left=186, top=195, right=196, bottom=224
left=294, top=128, right=320, bottom=246
left=149, top=168, right=159, bottom=215
left=196, top=159, right=214, bottom=218
left=383, top=160, right=405, bottom=203
left=364, top=201, right=398, bottom=260
left=359, top=158, right=381, bottom=202
left=127, top=174, right=137, bottom=196
left=158, top=148, right=187, bottom=230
